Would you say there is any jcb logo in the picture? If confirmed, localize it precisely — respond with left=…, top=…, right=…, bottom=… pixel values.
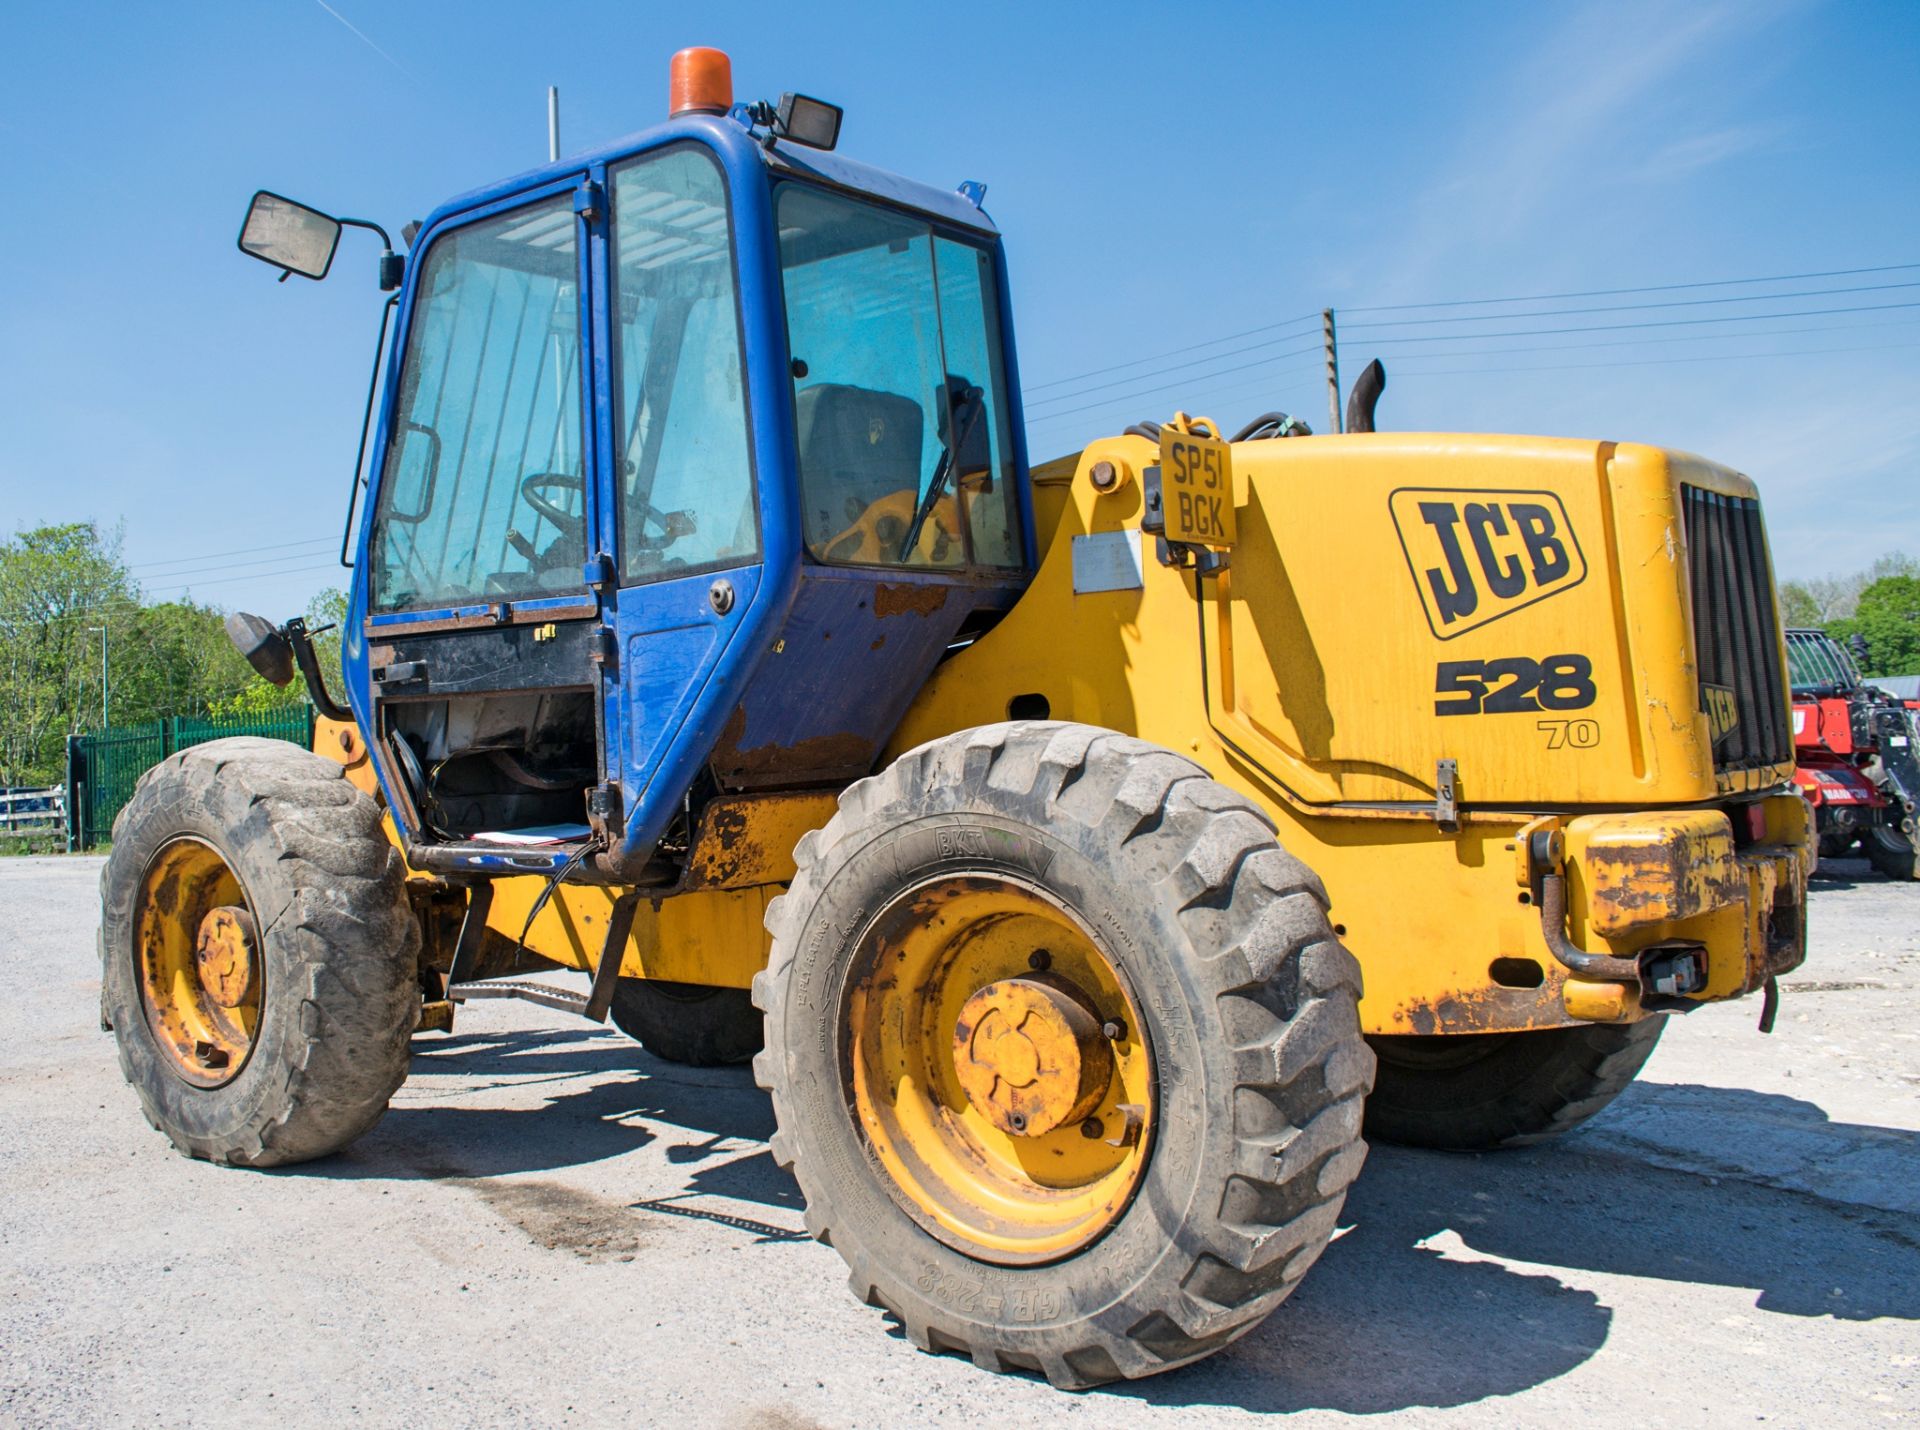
left=1390, top=488, right=1588, bottom=639
left=1703, top=683, right=1739, bottom=744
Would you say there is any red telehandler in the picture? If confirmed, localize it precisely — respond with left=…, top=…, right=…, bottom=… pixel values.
left=1787, top=627, right=1918, bottom=878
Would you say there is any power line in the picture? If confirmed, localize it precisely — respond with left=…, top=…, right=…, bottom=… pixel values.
left=1362, top=316, right=1920, bottom=360
left=0, top=564, right=343, bottom=630
left=1390, top=337, right=1920, bottom=379
left=1013, top=261, right=1920, bottom=412
left=1341, top=280, right=1920, bottom=332
left=1027, top=302, right=1920, bottom=426
left=126, top=535, right=336, bottom=574
left=1024, top=325, right=1325, bottom=410
left=1339, top=261, right=1920, bottom=314
left=1027, top=361, right=1326, bottom=429
left=1339, top=299, right=1920, bottom=346
left=1024, top=346, right=1325, bottom=424
left=1020, top=312, right=1320, bottom=396
left=120, top=546, right=345, bottom=586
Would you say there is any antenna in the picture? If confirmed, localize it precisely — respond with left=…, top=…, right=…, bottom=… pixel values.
left=547, top=86, right=560, bottom=162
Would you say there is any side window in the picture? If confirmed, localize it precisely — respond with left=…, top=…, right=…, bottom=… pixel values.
left=372, top=195, right=584, bottom=613
left=776, top=184, right=1023, bottom=571
left=779, top=191, right=960, bottom=568
left=611, top=148, right=755, bottom=582
left=933, top=237, right=1021, bottom=568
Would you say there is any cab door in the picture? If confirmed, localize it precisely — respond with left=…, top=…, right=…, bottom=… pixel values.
left=355, top=173, right=606, bottom=846
left=592, top=144, right=769, bottom=852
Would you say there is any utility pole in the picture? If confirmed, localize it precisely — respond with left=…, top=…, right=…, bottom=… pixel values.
left=1322, top=308, right=1342, bottom=434
left=87, top=626, right=108, bottom=730
left=548, top=86, right=561, bottom=163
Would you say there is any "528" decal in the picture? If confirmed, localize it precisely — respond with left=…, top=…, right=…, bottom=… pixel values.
left=1435, top=653, right=1596, bottom=716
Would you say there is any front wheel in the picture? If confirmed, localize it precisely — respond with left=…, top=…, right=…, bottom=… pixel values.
left=1363, top=1017, right=1666, bottom=1151
left=99, top=738, right=420, bottom=1166
left=1865, top=825, right=1916, bottom=880
left=754, top=723, right=1372, bottom=1388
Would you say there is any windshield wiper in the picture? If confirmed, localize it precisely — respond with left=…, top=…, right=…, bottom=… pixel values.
left=899, top=379, right=984, bottom=562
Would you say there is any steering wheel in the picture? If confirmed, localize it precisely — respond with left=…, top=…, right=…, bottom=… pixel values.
left=821, top=488, right=957, bottom=567
left=520, top=472, right=586, bottom=534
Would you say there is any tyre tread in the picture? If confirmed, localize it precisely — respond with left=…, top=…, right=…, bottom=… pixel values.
left=753, top=721, right=1372, bottom=1386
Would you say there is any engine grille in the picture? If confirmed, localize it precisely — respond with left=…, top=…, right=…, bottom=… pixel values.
left=1681, top=485, right=1792, bottom=775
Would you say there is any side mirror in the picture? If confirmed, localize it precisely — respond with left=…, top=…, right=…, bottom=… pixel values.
left=238, top=191, right=342, bottom=280
left=224, top=612, right=295, bottom=686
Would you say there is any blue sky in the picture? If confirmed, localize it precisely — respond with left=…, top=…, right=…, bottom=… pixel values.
left=1, top=0, right=1915, bottom=619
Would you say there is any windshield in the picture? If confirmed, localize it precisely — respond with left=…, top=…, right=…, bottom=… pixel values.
left=371, top=195, right=585, bottom=613
left=1786, top=630, right=1858, bottom=690
left=776, top=184, right=1021, bottom=569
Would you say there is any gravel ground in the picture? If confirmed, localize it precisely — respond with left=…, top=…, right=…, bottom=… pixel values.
left=1, top=854, right=1914, bottom=1428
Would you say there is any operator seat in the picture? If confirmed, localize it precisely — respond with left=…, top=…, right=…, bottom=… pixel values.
left=794, top=382, right=923, bottom=554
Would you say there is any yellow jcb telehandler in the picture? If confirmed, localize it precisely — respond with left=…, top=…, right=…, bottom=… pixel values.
left=100, top=47, right=1810, bottom=1387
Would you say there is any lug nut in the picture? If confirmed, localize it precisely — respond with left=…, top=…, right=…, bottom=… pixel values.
left=1080, top=1117, right=1104, bottom=1139
left=1101, top=1018, right=1126, bottom=1042
left=1028, top=949, right=1051, bottom=971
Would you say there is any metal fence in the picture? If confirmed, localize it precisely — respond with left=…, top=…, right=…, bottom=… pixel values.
left=65, top=707, right=315, bottom=850
left=1, top=786, right=66, bottom=845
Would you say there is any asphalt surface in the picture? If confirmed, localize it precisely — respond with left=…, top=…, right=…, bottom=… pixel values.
left=2, top=854, right=1915, bottom=1428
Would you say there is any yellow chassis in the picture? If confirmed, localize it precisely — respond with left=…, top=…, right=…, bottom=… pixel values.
left=317, top=430, right=1812, bottom=1037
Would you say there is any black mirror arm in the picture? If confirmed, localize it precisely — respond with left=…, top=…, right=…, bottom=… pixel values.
left=337, top=217, right=404, bottom=291
left=284, top=617, right=353, bottom=723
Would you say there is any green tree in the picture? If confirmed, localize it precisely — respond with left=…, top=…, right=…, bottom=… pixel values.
left=0, top=523, right=135, bottom=785
left=109, top=600, right=260, bottom=725
left=1778, top=580, right=1822, bottom=628
left=2, top=522, right=337, bottom=789
left=1831, top=574, right=1920, bottom=677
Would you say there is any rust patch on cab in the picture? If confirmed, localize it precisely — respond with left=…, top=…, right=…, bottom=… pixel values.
left=873, top=583, right=949, bottom=618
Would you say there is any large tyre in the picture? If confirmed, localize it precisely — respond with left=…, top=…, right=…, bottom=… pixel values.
left=754, top=723, right=1372, bottom=1389
left=1865, top=825, right=1916, bottom=880
left=608, top=977, right=763, bottom=1066
left=99, top=737, right=420, bottom=1167
left=1364, top=1016, right=1665, bottom=1151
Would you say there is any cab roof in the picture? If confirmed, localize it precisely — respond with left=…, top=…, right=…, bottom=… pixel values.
left=416, top=110, right=997, bottom=245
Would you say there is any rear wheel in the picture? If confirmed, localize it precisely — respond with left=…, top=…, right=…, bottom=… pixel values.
left=1364, top=1017, right=1665, bottom=1151
left=754, top=723, right=1372, bottom=1388
left=608, top=978, right=763, bottom=1066
left=1865, top=825, right=1916, bottom=880
left=99, top=738, right=419, bottom=1166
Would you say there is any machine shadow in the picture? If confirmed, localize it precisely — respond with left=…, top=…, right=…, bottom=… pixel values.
left=295, top=1024, right=1920, bottom=1413
left=1109, top=1084, right=1920, bottom=1414
left=294, top=1024, right=781, bottom=1186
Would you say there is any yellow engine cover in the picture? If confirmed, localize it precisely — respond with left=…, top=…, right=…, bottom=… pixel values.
left=888, top=430, right=1802, bottom=1034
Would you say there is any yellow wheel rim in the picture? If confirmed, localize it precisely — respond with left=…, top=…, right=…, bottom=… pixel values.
left=845, top=874, right=1155, bottom=1265
left=134, top=837, right=263, bottom=1088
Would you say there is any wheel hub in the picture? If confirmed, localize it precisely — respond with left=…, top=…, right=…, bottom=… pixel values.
left=846, top=875, right=1155, bottom=1264
left=195, top=906, right=258, bottom=1009
left=134, top=837, right=262, bottom=1088
left=953, top=975, right=1114, bottom=1137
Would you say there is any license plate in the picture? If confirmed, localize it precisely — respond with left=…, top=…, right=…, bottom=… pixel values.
left=1158, top=428, right=1235, bottom=546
